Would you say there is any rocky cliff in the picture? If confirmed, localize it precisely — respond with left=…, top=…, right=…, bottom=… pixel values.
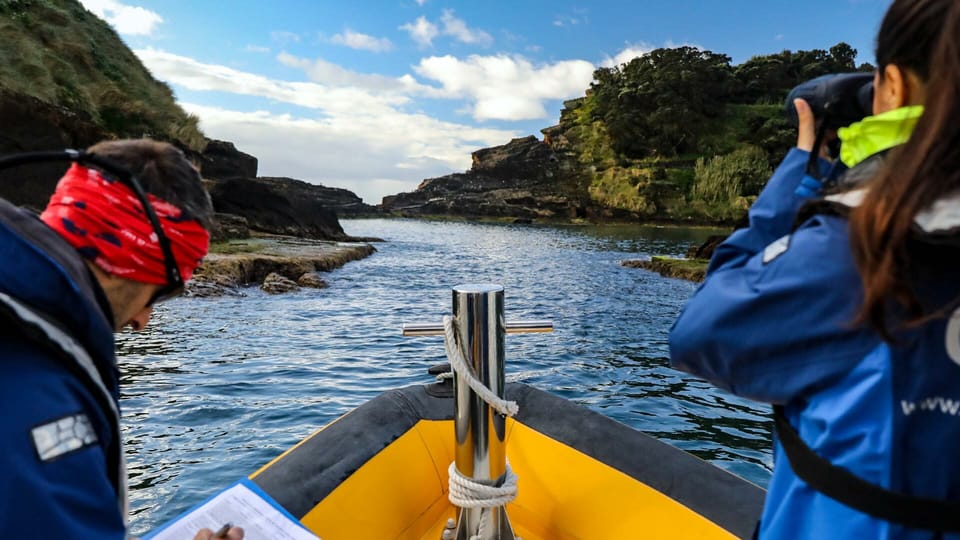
left=0, top=88, right=111, bottom=209
left=199, top=141, right=377, bottom=240
left=0, top=0, right=375, bottom=242
left=199, top=139, right=258, bottom=180
left=208, top=177, right=346, bottom=240
left=382, top=135, right=590, bottom=220
left=380, top=100, right=660, bottom=222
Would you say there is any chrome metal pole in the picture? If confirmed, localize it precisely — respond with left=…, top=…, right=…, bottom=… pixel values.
left=402, top=320, right=553, bottom=337
left=451, top=284, right=516, bottom=540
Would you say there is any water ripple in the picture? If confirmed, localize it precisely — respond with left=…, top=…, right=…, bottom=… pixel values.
left=121, top=219, right=772, bottom=535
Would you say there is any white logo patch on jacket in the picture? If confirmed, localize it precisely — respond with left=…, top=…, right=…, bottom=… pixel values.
left=32, top=413, right=98, bottom=461
left=763, top=234, right=792, bottom=264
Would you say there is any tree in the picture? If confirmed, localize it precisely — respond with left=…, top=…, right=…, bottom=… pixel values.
left=829, top=43, right=857, bottom=71
left=732, top=42, right=861, bottom=104
left=590, top=46, right=734, bottom=158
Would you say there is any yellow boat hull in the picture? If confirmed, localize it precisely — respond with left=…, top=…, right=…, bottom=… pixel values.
left=250, top=382, right=764, bottom=539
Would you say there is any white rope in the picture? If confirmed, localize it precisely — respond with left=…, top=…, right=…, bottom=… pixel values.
left=448, top=463, right=520, bottom=540
left=447, top=461, right=519, bottom=508
left=441, top=315, right=519, bottom=417
left=440, top=315, right=521, bottom=539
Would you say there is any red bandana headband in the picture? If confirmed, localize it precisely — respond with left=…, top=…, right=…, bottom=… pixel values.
left=41, top=164, right=210, bottom=285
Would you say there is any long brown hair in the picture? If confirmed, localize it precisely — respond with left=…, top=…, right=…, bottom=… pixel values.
left=849, top=0, right=960, bottom=340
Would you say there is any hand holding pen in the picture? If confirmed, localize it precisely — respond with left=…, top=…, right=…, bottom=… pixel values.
left=193, top=523, right=244, bottom=540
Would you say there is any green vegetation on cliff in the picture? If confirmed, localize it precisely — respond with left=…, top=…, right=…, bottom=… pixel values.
left=0, top=0, right=205, bottom=150
left=558, top=43, right=871, bottom=223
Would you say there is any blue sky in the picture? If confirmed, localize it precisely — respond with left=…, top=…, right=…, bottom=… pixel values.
left=80, top=0, right=890, bottom=203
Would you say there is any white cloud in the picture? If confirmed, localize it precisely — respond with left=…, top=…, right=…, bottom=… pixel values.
left=79, top=0, right=162, bottom=36
left=132, top=49, right=517, bottom=203
left=599, top=42, right=701, bottom=68
left=329, top=29, right=393, bottom=53
left=601, top=43, right=655, bottom=68
left=401, top=11, right=492, bottom=48
left=440, top=10, right=493, bottom=47
left=184, top=104, right=515, bottom=203
left=399, top=16, right=439, bottom=48
left=415, top=0, right=427, bottom=5
left=552, top=16, right=580, bottom=28
left=276, top=52, right=443, bottom=97
left=136, top=48, right=409, bottom=115
left=245, top=45, right=271, bottom=53
left=270, top=31, right=301, bottom=44
left=413, top=54, right=595, bottom=121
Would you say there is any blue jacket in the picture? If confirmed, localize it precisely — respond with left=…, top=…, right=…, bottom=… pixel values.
left=670, top=148, right=960, bottom=539
left=0, top=199, right=126, bottom=538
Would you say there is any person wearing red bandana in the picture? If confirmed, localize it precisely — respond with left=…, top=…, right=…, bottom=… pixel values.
left=0, top=139, right=242, bottom=540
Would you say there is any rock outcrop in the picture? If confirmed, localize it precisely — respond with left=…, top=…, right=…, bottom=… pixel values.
left=0, top=88, right=110, bottom=208
left=207, top=177, right=348, bottom=240
left=209, top=213, right=251, bottom=243
left=261, top=272, right=300, bottom=294
left=381, top=136, right=587, bottom=220
left=200, top=139, right=258, bottom=180
left=197, top=141, right=376, bottom=240
left=0, top=1, right=374, bottom=245
left=257, top=177, right=378, bottom=217
left=188, top=235, right=376, bottom=296
left=297, top=272, right=328, bottom=289
left=684, top=215, right=749, bottom=260
left=622, top=257, right=708, bottom=282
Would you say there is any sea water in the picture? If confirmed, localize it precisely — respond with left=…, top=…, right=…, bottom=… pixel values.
left=120, top=218, right=773, bottom=535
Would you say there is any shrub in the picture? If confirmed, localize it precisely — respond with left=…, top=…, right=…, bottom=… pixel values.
left=692, top=145, right=772, bottom=203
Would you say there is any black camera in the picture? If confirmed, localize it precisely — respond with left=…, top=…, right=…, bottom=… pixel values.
left=784, top=72, right=875, bottom=129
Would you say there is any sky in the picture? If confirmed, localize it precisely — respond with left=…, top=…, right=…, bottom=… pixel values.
left=78, top=0, right=890, bottom=204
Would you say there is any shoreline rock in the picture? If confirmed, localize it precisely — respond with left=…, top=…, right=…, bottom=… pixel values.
left=186, top=234, right=376, bottom=297
left=622, top=256, right=708, bottom=282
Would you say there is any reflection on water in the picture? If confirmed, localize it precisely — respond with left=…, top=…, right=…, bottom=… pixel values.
left=119, top=219, right=771, bottom=534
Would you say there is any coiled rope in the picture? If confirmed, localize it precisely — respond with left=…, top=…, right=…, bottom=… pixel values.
left=441, top=315, right=520, bottom=539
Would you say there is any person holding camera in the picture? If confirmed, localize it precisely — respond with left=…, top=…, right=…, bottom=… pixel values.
left=670, top=0, right=960, bottom=538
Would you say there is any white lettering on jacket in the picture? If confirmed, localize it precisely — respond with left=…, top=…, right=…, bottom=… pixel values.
left=947, top=307, right=960, bottom=366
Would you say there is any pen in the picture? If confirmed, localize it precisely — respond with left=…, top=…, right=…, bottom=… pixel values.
left=211, top=523, right=232, bottom=539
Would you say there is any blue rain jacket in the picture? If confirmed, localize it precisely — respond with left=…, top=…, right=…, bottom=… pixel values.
left=0, top=199, right=125, bottom=539
left=670, top=148, right=960, bottom=539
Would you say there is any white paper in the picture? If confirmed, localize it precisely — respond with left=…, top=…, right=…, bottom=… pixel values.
left=146, top=482, right=320, bottom=540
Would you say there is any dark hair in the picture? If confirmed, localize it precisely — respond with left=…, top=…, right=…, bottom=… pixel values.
left=850, top=0, right=960, bottom=339
left=86, top=139, right=213, bottom=229
left=875, top=0, right=952, bottom=81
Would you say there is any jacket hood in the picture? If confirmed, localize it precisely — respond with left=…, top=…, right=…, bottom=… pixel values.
left=0, top=199, right=116, bottom=370
left=826, top=188, right=960, bottom=243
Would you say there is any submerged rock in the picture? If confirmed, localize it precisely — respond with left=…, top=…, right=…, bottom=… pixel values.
left=261, top=272, right=299, bottom=294
left=184, top=280, right=247, bottom=298
left=297, top=272, right=328, bottom=289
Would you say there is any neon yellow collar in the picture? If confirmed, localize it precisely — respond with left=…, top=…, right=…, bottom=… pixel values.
left=837, top=106, right=924, bottom=168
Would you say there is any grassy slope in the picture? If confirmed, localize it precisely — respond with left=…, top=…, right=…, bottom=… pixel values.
left=0, top=0, right=205, bottom=150
left=564, top=99, right=782, bottom=224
